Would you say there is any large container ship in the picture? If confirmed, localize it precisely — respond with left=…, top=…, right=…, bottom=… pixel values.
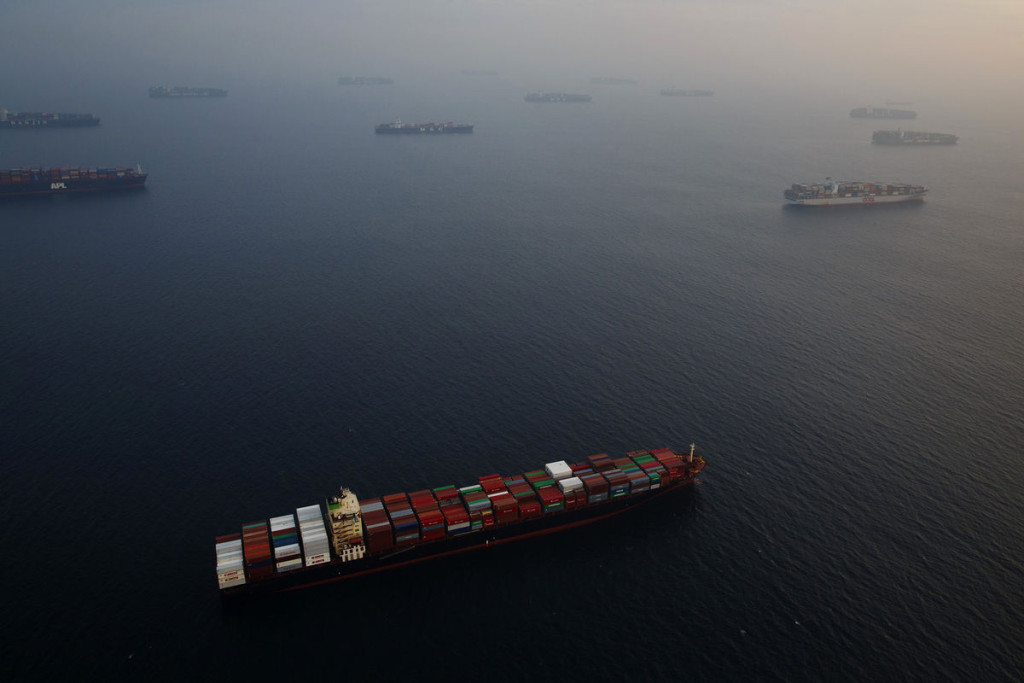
left=850, top=106, right=917, bottom=119
left=660, top=89, right=714, bottom=97
left=0, top=166, right=147, bottom=197
left=149, top=86, right=227, bottom=98
left=216, top=446, right=706, bottom=598
left=524, top=92, right=592, bottom=102
left=338, top=76, right=394, bottom=85
left=1, top=109, right=99, bottom=128
left=872, top=130, right=958, bottom=145
left=375, top=119, right=473, bottom=134
left=785, top=178, right=927, bottom=206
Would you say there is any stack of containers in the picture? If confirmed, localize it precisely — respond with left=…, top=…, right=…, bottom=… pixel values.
left=269, top=514, right=302, bottom=572
left=488, top=491, right=519, bottom=524
left=296, top=505, right=331, bottom=566
left=537, top=485, right=565, bottom=514
left=649, top=448, right=686, bottom=481
left=409, top=489, right=446, bottom=542
left=433, top=485, right=471, bottom=536
left=440, top=500, right=471, bottom=535
left=383, top=493, right=420, bottom=546
left=601, top=468, right=631, bottom=498
left=478, top=474, right=506, bottom=494
left=460, top=485, right=493, bottom=530
left=215, top=534, right=246, bottom=588
left=621, top=462, right=651, bottom=494
left=588, top=453, right=615, bottom=472
left=557, top=476, right=584, bottom=509
left=580, top=471, right=609, bottom=504
left=241, top=522, right=273, bottom=580
left=359, top=498, right=394, bottom=553
left=628, top=451, right=665, bottom=489
left=504, top=475, right=542, bottom=520
left=524, top=469, right=556, bottom=490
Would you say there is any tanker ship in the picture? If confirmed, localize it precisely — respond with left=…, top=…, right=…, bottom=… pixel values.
left=216, top=445, right=706, bottom=598
left=872, top=130, right=958, bottom=145
left=785, top=178, right=927, bottom=206
left=1, top=109, right=100, bottom=128
left=375, top=119, right=473, bottom=134
left=0, top=166, right=147, bottom=197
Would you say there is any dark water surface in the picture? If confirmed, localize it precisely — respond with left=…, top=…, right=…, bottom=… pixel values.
left=2, top=78, right=1022, bottom=681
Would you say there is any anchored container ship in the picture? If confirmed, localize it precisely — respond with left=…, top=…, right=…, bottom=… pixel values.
left=660, top=89, right=714, bottom=97
left=785, top=178, right=926, bottom=206
left=524, top=92, right=592, bottom=102
left=872, top=130, right=958, bottom=145
left=216, top=446, right=706, bottom=597
left=0, top=166, right=147, bottom=197
left=850, top=106, right=917, bottom=119
left=375, top=119, right=473, bottom=134
left=1, top=109, right=99, bottom=128
left=149, top=86, right=227, bottom=98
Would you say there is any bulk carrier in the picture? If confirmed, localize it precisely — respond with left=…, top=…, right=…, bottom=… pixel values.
left=785, top=178, right=927, bottom=206
left=0, top=166, right=147, bottom=197
left=1, top=109, right=99, bottom=128
left=216, top=446, right=706, bottom=597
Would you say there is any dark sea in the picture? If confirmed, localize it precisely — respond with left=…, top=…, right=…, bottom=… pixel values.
left=2, top=76, right=1022, bottom=682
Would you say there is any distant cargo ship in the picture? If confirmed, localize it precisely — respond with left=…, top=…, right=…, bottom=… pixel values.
left=216, top=446, right=706, bottom=597
left=660, top=89, right=714, bottom=97
left=1, top=109, right=99, bottom=128
left=872, top=130, right=958, bottom=145
left=149, top=86, right=227, bottom=98
left=850, top=106, right=916, bottom=119
left=337, top=76, right=393, bottom=85
left=591, top=77, right=637, bottom=85
left=375, top=119, right=473, bottom=134
left=525, top=92, right=592, bottom=102
left=785, top=178, right=926, bottom=206
left=0, top=166, right=147, bottom=197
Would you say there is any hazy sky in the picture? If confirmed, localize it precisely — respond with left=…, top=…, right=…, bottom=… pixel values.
left=2, top=0, right=1022, bottom=108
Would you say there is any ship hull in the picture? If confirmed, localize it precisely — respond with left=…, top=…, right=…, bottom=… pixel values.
left=1, top=118, right=100, bottom=128
left=0, top=171, right=147, bottom=197
left=786, top=193, right=925, bottom=206
left=375, top=126, right=473, bottom=135
left=221, top=473, right=699, bottom=598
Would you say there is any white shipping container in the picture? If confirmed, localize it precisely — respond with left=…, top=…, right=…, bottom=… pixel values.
left=304, top=553, right=329, bottom=566
left=269, top=514, right=296, bottom=531
left=276, top=558, right=303, bottom=572
left=558, top=476, right=584, bottom=493
left=274, top=543, right=301, bottom=559
left=296, top=505, right=323, bottom=522
left=544, top=461, right=572, bottom=481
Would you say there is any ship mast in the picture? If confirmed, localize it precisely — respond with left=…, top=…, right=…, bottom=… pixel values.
left=689, top=443, right=695, bottom=463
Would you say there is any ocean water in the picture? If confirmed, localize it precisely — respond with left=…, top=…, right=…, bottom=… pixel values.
left=1, top=77, right=1022, bottom=681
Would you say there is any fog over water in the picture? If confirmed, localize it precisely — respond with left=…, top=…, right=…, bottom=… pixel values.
left=3, top=0, right=1023, bottom=118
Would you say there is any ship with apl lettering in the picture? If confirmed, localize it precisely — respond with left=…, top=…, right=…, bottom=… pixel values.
left=0, top=166, right=147, bottom=197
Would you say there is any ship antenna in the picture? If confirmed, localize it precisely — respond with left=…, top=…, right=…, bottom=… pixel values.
left=689, top=443, right=695, bottom=463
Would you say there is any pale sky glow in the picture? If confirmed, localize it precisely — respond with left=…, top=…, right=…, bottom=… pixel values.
left=1, top=0, right=1021, bottom=112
